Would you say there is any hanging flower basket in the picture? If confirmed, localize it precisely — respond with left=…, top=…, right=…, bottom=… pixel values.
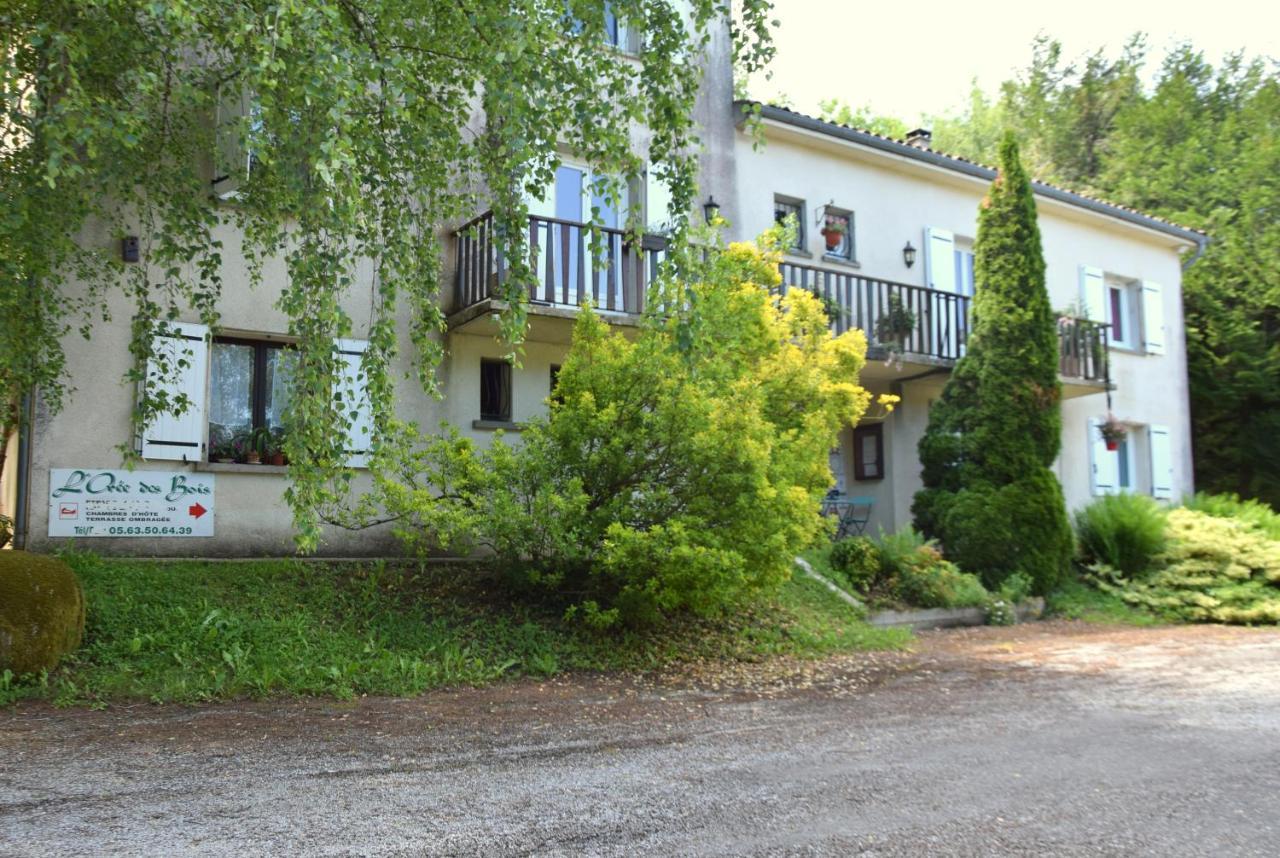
left=820, top=217, right=847, bottom=251
left=1099, top=414, right=1127, bottom=450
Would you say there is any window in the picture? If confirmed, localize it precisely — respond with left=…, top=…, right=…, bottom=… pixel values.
left=821, top=209, right=855, bottom=261
left=1116, top=436, right=1134, bottom=491
left=774, top=196, right=805, bottom=251
left=566, top=3, right=635, bottom=51
left=953, top=244, right=975, bottom=297
left=829, top=446, right=847, bottom=495
left=208, top=337, right=296, bottom=451
left=1107, top=280, right=1139, bottom=349
left=853, top=424, right=884, bottom=481
left=480, top=359, right=512, bottom=422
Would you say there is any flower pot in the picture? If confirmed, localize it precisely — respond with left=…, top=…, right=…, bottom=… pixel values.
left=822, top=229, right=842, bottom=251
left=268, top=452, right=286, bottom=467
left=246, top=451, right=262, bottom=465
left=1105, top=439, right=1119, bottom=451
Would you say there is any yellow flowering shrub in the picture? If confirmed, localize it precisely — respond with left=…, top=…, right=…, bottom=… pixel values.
left=389, top=234, right=874, bottom=627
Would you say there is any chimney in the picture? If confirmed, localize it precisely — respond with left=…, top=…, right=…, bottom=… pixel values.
left=906, top=128, right=932, bottom=150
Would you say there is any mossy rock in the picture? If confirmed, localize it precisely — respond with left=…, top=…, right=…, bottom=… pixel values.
left=0, top=552, right=85, bottom=675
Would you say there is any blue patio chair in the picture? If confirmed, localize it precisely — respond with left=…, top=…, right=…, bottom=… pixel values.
left=822, top=494, right=875, bottom=539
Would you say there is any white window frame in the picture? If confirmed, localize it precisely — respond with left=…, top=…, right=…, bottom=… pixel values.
left=774, top=195, right=806, bottom=252
left=1106, top=278, right=1140, bottom=350
left=953, top=240, right=975, bottom=298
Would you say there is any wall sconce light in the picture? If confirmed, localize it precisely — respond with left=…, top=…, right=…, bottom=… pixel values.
left=703, top=196, right=720, bottom=224
left=902, top=241, right=917, bottom=269
left=121, top=235, right=140, bottom=263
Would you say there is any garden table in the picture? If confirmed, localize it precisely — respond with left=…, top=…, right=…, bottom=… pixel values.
left=821, top=494, right=874, bottom=539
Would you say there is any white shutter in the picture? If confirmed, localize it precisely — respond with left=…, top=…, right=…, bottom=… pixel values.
left=335, top=339, right=373, bottom=469
left=925, top=227, right=956, bottom=293
left=645, top=166, right=674, bottom=233
left=1149, top=424, right=1174, bottom=499
left=1088, top=418, right=1119, bottom=496
left=213, top=83, right=253, bottom=200
left=140, top=322, right=209, bottom=462
left=1079, top=266, right=1107, bottom=323
left=1141, top=281, right=1165, bottom=355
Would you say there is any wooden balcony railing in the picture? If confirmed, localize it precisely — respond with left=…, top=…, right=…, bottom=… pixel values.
left=779, top=262, right=972, bottom=361
left=455, top=211, right=665, bottom=315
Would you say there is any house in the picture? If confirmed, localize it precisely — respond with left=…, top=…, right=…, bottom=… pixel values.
left=729, top=105, right=1205, bottom=535
left=1, top=21, right=1203, bottom=555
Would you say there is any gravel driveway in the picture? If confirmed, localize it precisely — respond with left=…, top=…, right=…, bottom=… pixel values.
left=3, top=621, right=1279, bottom=856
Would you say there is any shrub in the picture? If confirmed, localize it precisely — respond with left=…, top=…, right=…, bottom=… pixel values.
left=1183, top=492, right=1280, bottom=540
left=866, top=526, right=990, bottom=609
left=830, top=537, right=881, bottom=591
left=385, top=237, right=875, bottom=627
left=892, top=545, right=990, bottom=609
left=912, top=134, right=1072, bottom=595
left=1089, top=508, right=1280, bottom=623
left=1074, top=494, right=1168, bottom=578
left=0, top=551, right=85, bottom=675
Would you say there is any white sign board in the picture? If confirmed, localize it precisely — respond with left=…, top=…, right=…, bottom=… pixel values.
left=48, top=469, right=214, bottom=538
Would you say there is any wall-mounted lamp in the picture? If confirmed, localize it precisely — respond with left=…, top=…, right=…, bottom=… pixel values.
left=703, top=196, right=720, bottom=224
left=121, top=235, right=140, bottom=263
left=902, top=241, right=917, bottom=269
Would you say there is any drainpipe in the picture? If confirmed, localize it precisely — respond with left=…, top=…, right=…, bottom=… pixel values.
left=13, top=393, right=33, bottom=550
left=1182, top=234, right=1210, bottom=272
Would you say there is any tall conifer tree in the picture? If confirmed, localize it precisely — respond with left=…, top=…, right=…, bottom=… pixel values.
left=913, top=133, right=1072, bottom=593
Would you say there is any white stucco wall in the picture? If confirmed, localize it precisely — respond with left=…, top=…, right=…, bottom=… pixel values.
left=734, top=120, right=1197, bottom=526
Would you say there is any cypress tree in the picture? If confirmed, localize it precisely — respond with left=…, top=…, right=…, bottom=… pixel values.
left=912, top=133, right=1072, bottom=593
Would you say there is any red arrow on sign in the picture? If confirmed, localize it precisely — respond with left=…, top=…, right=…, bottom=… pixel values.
left=189, top=503, right=207, bottom=519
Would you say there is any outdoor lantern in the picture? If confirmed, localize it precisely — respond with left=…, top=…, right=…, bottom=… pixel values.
left=902, top=241, right=917, bottom=269
left=703, top=196, right=720, bottom=224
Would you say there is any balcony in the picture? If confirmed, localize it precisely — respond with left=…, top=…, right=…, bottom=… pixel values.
left=449, top=211, right=665, bottom=342
left=779, top=260, right=1109, bottom=394
left=449, top=223, right=1110, bottom=397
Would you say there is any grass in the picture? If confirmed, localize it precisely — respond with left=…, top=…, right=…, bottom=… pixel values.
left=0, top=552, right=909, bottom=707
left=1045, top=575, right=1160, bottom=626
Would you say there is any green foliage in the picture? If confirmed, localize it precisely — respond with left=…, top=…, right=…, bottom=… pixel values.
left=829, top=536, right=881, bottom=590
left=0, top=551, right=85, bottom=675
left=817, top=99, right=911, bottom=139
left=831, top=526, right=990, bottom=611
left=1074, top=494, right=1168, bottom=578
left=891, top=544, right=990, bottom=610
left=0, top=2, right=776, bottom=549
left=380, top=237, right=874, bottom=627
left=1045, top=575, right=1159, bottom=626
left=1089, top=508, right=1280, bottom=624
left=1184, top=493, right=1280, bottom=541
left=0, top=555, right=908, bottom=707
left=913, top=135, right=1072, bottom=594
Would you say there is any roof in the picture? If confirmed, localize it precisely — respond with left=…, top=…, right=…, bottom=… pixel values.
left=737, top=101, right=1206, bottom=246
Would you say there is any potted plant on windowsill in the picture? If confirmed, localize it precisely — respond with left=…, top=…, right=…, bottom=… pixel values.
left=208, top=436, right=236, bottom=464
left=820, top=218, right=846, bottom=252
left=1099, top=414, right=1127, bottom=451
left=266, top=428, right=287, bottom=467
